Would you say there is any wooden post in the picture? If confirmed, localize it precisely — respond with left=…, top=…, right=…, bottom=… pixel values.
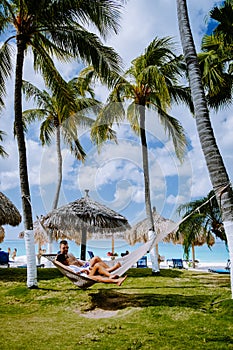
left=112, top=233, right=115, bottom=255
left=80, top=226, right=87, bottom=261
left=192, top=243, right=195, bottom=268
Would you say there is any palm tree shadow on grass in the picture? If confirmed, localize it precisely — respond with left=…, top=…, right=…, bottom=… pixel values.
left=87, top=289, right=211, bottom=311
left=126, top=268, right=184, bottom=278
left=0, top=268, right=62, bottom=282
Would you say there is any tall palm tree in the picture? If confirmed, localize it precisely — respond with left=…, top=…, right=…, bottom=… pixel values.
left=22, top=77, right=102, bottom=252
left=23, top=78, right=99, bottom=209
left=176, top=0, right=233, bottom=298
left=0, top=0, right=123, bottom=288
left=91, top=37, right=193, bottom=272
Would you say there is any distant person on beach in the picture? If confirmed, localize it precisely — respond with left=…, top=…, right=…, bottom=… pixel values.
left=7, top=247, right=11, bottom=256
left=56, top=240, right=126, bottom=286
left=11, top=248, right=17, bottom=260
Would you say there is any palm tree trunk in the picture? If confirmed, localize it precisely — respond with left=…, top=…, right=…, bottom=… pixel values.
left=176, top=0, right=233, bottom=297
left=191, top=243, right=195, bottom=268
left=139, top=105, right=159, bottom=273
left=14, top=38, right=37, bottom=288
left=45, top=125, right=63, bottom=256
left=52, top=126, right=62, bottom=210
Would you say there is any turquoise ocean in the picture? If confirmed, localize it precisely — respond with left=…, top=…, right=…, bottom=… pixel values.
left=0, top=238, right=230, bottom=264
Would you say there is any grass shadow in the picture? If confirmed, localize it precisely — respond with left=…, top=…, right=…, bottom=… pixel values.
left=126, top=268, right=183, bottom=278
left=0, top=268, right=63, bottom=282
left=87, top=289, right=211, bottom=312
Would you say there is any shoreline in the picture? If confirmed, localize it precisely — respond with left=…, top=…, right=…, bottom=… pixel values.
left=8, top=255, right=230, bottom=273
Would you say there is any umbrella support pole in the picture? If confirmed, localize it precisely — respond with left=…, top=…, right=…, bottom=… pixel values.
left=80, top=227, right=87, bottom=261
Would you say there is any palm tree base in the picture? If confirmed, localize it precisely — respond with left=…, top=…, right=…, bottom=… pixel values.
left=151, top=270, right=160, bottom=276
left=28, top=285, right=38, bottom=289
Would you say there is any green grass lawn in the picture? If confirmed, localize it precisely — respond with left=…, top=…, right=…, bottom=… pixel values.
left=0, top=267, right=232, bottom=350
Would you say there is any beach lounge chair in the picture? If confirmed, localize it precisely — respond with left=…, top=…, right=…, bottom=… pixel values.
left=226, top=259, right=231, bottom=270
left=137, top=255, right=148, bottom=268
left=167, top=258, right=184, bottom=269
left=208, top=259, right=231, bottom=274
left=208, top=268, right=230, bottom=274
left=87, top=251, right=95, bottom=259
left=0, top=251, right=10, bottom=267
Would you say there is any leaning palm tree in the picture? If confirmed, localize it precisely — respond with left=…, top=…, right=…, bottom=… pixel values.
left=91, top=37, right=193, bottom=272
left=0, top=0, right=123, bottom=288
left=176, top=0, right=233, bottom=298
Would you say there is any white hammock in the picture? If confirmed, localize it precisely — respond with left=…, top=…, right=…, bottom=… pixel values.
left=43, top=231, right=160, bottom=289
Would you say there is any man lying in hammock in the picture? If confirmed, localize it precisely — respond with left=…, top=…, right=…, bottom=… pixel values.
left=56, top=240, right=127, bottom=286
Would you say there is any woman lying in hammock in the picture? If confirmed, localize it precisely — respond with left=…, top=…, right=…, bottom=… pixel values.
left=56, top=240, right=127, bottom=286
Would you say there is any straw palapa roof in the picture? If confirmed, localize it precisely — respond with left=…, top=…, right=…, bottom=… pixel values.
left=125, top=207, right=177, bottom=245
left=125, top=206, right=216, bottom=248
left=35, top=190, right=130, bottom=244
left=0, top=192, right=22, bottom=227
left=0, top=226, right=5, bottom=243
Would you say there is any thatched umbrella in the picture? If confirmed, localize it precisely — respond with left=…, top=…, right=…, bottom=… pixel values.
left=125, top=207, right=177, bottom=245
left=124, top=207, right=177, bottom=270
left=0, top=191, right=22, bottom=227
left=0, top=226, right=5, bottom=243
left=167, top=228, right=215, bottom=267
left=37, top=190, right=130, bottom=260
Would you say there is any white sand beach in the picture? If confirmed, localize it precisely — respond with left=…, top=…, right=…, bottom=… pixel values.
left=8, top=254, right=230, bottom=273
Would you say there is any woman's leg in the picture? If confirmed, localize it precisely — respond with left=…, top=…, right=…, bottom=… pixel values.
left=106, top=262, right=121, bottom=272
left=89, top=256, right=109, bottom=268
left=88, top=263, right=111, bottom=277
left=90, top=275, right=127, bottom=286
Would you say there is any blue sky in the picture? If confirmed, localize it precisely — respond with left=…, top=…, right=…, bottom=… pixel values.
left=1, top=0, right=232, bottom=240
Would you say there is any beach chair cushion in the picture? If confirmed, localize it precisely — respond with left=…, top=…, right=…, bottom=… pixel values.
left=208, top=268, right=230, bottom=274
left=172, top=259, right=183, bottom=269
left=137, top=255, right=148, bottom=268
left=87, top=251, right=94, bottom=259
left=0, top=251, right=10, bottom=266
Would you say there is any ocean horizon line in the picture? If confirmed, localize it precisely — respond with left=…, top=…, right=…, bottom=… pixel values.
left=0, top=238, right=229, bottom=265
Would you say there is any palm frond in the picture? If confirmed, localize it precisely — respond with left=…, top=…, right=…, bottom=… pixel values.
left=22, top=81, right=52, bottom=109
left=91, top=123, right=117, bottom=147
left=0, top=130, right=8, bottom=158
left=40, top=117, right=56, bottom=145
left=0, top=42, right=14, bottom=110
left=127, top=102, right=140, bottom=134
left=62, top=123, right=86, bottom=161
left=156, top=108, right=188, bottom=162
left=31, top=43, right=76, bottom=110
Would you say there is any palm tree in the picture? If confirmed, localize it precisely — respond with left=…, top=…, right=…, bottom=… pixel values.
left=197, top=2, right=233, bottom=109
left=0, top=0, right=123, bottom=288
left=209, top=0, right=233, bottom=45
left=198, top=36, right=232, bottom=109
left=22, top=77, right=102, bottom=252
left=176, top=191, right=226, bottom=267
left=91, top=37, right=193, bottom=273
left=23, top=78, right=99, bottom=209
left=176, top=0, right=233, bottom=298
